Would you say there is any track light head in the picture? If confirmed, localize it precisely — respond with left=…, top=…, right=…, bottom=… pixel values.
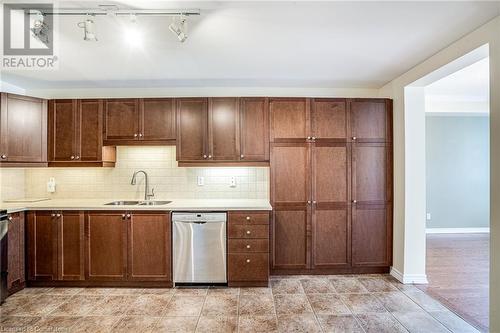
left=77, top=15, right=97, bottom=41
left=169, top=15, right=187, bottom=43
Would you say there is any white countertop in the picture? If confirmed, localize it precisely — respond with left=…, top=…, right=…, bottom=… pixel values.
left=0, top=199, right=272, bottom=213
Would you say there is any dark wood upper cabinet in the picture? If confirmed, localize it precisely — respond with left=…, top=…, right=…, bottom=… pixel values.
left=270, top=98, right=309, bottom=142
left=128, top=212, right=171, bottom=281
left=240, top=98, right=269, bottom=161
left=49, top=99, right=115, bottom=167
left=7, top=212, right=25, bottom=294
left=311, top=99, right=347, bottom=141
left=0, top=93, right=47, bottom=166
left=141, top=98, right=176, bottom=143
left=104, top=99, right=140, bottom=142
left=176, top=98, right=208, bottom=161
left=209, top=97, right=239, bottom=161
left=58, top=211, right=85, bottom=281
left=86, top=212, right=128, bottom=281
left=349, top=99, right=391, bottom=142
left=27, top=211, right=58, bottom=281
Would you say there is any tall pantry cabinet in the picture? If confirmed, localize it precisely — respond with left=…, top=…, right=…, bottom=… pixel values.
left=270, top=98, right=392, bottom=274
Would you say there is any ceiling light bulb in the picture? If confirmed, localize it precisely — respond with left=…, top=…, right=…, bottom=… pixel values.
left=124, top=16, right=142, bottom=47
left=169, top=15, right=188, bottom=43
left=77, top=16, right=97, bottom=41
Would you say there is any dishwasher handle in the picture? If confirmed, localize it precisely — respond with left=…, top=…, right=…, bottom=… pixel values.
left=174, top=220, right=208, bottom=224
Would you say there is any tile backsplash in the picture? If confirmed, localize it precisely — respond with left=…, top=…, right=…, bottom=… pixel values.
left=21, top=146, right=269, bottom=200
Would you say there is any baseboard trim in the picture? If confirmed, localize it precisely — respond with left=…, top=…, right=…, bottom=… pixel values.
left=426, top=227, right=490, bottom=234
left=390, top=267, right=428, bottom=284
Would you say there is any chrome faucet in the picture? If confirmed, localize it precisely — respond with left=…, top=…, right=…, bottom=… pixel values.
left=131, top=170, right=154, bottom=201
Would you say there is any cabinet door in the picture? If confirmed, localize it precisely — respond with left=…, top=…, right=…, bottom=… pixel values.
left=104, top=99, right=140, bottom=142
left=240, top=98, right=269, bottom=161
left=271, top=206, right=309, bottom=269
left=0, top=93, right=47, bottom=163
left=49, top=99, right=77, bottom=162
left=86, top=212, right=127, bottom=280
left=27, top=212, right=58, bottom=281
left=7, top=212, right=25, bottom=292
left=78, top=100, right=103, bottom=162
left=271, top=143, right=310, bottom=204
left=58, top=212, right=85, bottom=280
left=352, top=143, right=389, bottom=205
left=349, top=99, right=391, bottom=143
left=176, top=98, right=208, bottom=161
left=352, top=204, right=391, bottom=266
left=128, top=213, right=171, bottom=281
left=270, top=98, right=309, bottom=142
left=209, top=97, right=239, bottom=161
left=141, top=98, right=176, bottom=142
left=311, top=99, right=347, bottom=141
left=311, top=143, right=350, bottom=268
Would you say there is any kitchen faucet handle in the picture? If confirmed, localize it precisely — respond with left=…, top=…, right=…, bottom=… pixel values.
left=151, top=188, right=155, bottom=198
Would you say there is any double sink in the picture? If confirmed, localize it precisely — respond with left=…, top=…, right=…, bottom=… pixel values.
left=105, top=200, right=172, bottom=206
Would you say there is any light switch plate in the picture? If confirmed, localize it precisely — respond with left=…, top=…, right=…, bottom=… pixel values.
left=230, top=176, right=236, bottom=187
left=426, top=213, right=431, bottom=221
left=197, top=176, right=204, bottom=186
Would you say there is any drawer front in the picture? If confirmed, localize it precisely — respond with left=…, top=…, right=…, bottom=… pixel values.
left=228, top=224, right=269, bottom=239
left=228, top=239, right=269, bottom=253
left=228, top=253, right=269, bottom=282
left=229, top=212, right=269, bottom=225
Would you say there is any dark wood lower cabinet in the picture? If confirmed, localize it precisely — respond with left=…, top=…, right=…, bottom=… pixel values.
left=58, top=212, right=85, bottom=280
left=7, top=212, right=25, bottom=294
left=27, top=212, right=58, bottom=281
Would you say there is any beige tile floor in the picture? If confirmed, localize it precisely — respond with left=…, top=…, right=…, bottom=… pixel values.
left=0, top=274, right=480, bottom=333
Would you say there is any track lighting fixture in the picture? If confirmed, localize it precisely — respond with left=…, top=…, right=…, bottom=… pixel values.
left=169, top=15, right=188, bottom=43
left=31, top=13, right=50, bottom=46
left=77, top=15, right=98, bottom=41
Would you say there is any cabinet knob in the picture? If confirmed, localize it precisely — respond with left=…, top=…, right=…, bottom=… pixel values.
left=208, top=155, right=212, bottom=159
left=0, top=155, right=6, bottom=159
left=203, top=155, right=207, bottom=159
left=70, top=155, right=75, bottom=160
left=246, top=259, right=251, bottom=263
left=313, top=201, right=317, bottom=204
left=75, top=156, right=80, bottom=160
left=122, top=214, right=126, bottom=219
left=240, top=155, right=244, bottom=159
left=7, top=216, right=13, bottom=221
left=139, top=133, right=143, bottom=137
left=246, top=244, right=251, bottom=249
left=246, top=216, right=251, bottom=220
left=246, top=230, right=251, bottom=235
left=56, top=213, right=61, bottom=217
left=352, top=200, right=357, bottom=203
left=126, top=214, right=131, bottom=218
left=134, top=133, right=138, bottom=137
left=352, top=136, right=357, bottom=140
left=307, top=201, right=311, bottom=204
left=312, top=137, right=316, bottom=140
left=307, top=136, right=312, bottom=140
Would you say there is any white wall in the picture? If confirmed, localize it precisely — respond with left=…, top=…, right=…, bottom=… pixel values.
left=379, top=16, right=500, bottom=331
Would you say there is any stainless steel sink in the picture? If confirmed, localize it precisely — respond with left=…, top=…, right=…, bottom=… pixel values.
left=138, top=200, right=172, bottom=206
left=104, top=200, right=141, bottom=206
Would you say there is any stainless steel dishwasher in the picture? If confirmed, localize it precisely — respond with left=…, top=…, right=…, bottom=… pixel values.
left=172, top=212, right=227, bottom=284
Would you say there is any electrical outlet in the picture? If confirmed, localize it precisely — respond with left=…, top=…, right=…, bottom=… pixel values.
left=230, top=176, right=236, bottom=187
left=426, top=213, right=431, bottom=221
left=197, top=176, right=204, bottom=186
left=47, top=177, right=56, bottom=193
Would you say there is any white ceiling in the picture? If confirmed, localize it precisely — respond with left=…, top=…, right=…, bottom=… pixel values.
left=2, top=1, right=500, bottom=90
left=425, top=57, right=490, bottom=114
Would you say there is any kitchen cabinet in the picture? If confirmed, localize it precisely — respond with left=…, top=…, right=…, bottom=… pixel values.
left=228, top=211, right=269, bottom=287
left=7, top=212, right=25, bottom=294
left=86, top=212, right=128, bottom=281
left=58, top=211, right=85, bottom=280
left=128, top=212, right=171, bottom=281
left=239, top=98, right=269, bottom=161
left=104, top=98, right=176, bottom=145
left=27, top=211, right=58, bottom=281
left=177, top=97, right=269, bottom=165
left=0, top=93, right=48, bottom=167
left=49, top=99, right=116, bottom=167
left=270, top=98, right=392, bottom=274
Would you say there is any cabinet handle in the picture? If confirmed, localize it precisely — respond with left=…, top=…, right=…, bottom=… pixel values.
left=240, top=155, right=244, bottom=159
left=246, top=244, right=251, bottom=249
left=70, top=155, right=75, bottom=160
left=1, top=155, right=6, bottom=159
left=246, top=259, right=251, bottom=263
left=134, top=133, right=138, bottom=137
left=246, top=230, right=251, bottom=235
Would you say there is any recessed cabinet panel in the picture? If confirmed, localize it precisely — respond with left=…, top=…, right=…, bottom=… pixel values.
left=313, top=144, right=349, bottom=203
left=352, top=143, right=387, bottom=204
left=312, top=208, right=349, bottom=267
left=50, top=99, right=77, bottom=161
left=209, top=98, right=239, bottom=160
left=352, top=204, right=390, bottom=266
left=272, top=208, right=308, bottom=269
left=270, top=98, right=309, bottom=141
left=350, top=100, right=388, bottom=142
left=176, top=98, right=208, bottom=161
left=104, top=99, right=140, bottom=141
left=271, top=144, right=309, bottom=203
left=27, top=212, right=58, bottom=281
left=59, top=212, right=85, bottom=280
left=240, top=98, right=269, bottom=161
left=311, top=99, right=347, bottom=140
left=141, top=98, right=176, bottom=142
left=7, top=212, right=25, bottom=292
left=78, top=100, right=102, bottom=162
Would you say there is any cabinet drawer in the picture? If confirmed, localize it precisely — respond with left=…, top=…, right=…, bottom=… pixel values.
left=228, top=239, right=269, bottom=253
left=228, top=253, right=268, bottom=282
left=228, top=224, right=269, bottom=239
left=229, top=212, right=269, bottom=225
